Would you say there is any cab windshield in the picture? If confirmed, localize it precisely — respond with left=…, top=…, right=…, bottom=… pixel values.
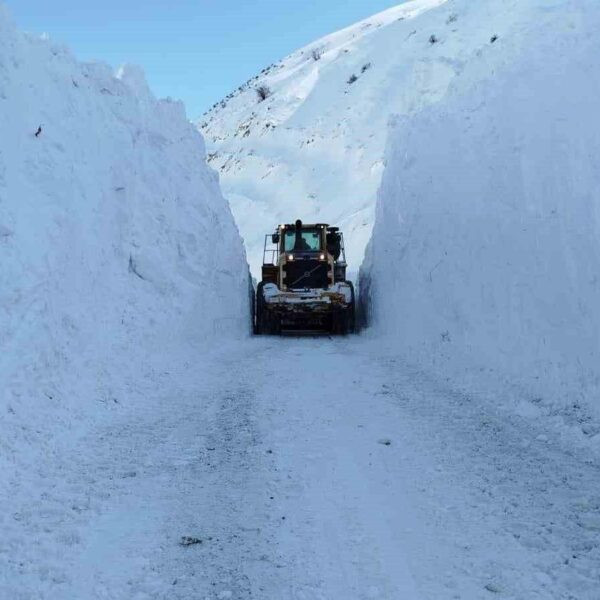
left=284, top=228, right=321, bottom=252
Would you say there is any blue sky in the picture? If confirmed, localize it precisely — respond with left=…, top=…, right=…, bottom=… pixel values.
left=6, top=0, right=399, bottom=119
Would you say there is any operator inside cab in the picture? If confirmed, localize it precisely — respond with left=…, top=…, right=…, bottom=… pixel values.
left=283, top=220, right=321, bottom=252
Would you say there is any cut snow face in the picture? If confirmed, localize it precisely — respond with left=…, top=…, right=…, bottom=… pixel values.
left=0, top=6, right=249, bottom=365
left=0, top=4, right=249, bottom=578
left=360, top=0, right=600, bottom=431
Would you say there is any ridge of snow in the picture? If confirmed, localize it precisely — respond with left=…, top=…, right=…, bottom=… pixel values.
left=292, top=0, right=449, bottom=60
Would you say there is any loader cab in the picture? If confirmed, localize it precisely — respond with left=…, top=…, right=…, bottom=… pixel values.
left=262, top=220, right=348, bottom=289
left=283, top=227, right=322, bottom=253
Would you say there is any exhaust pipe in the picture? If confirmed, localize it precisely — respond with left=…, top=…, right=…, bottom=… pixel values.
left=294, top=219, right=303, bottom=250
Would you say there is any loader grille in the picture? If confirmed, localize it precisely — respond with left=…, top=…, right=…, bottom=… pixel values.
left=283, top=259, right=328, bottom=289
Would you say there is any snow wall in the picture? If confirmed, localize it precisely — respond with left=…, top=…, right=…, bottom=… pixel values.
left=0, top=6, right=250, bottom=469
left=360, top=0, right=600, bottom=424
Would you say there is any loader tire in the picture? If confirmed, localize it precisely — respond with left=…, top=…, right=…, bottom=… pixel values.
left=347, top=281, right=356, bottom=334
left=256, top=282, right=280, bottom=335
left=255, top=282, right=266, bottom=335
left=331, top=281, right=355, bottom=335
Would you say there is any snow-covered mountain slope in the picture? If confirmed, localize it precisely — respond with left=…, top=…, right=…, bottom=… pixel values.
left=360, top=0, right=600, bottom=438
left=199, top=0, right=545, bottom=276
left=0, top=5, right=249, bottom=580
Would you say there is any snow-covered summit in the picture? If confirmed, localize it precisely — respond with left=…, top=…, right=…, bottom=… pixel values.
left=200, top=0, right=455, bottom=275
left=200, top=0, right=543, bottom=275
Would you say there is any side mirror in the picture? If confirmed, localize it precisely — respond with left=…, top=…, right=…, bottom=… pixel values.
left=271, top=233, right=280, bottom=244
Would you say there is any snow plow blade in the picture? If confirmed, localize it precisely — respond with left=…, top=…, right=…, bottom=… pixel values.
left=256, top=283, right=355, bottom=335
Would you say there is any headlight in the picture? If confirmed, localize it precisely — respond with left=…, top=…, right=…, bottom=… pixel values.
left=287, top=254, right=294, bottom=261
left=319, top=253, right=326, bottom=260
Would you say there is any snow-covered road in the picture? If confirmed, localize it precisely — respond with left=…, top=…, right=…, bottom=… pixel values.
left=5, top=337, right=599, bottom=599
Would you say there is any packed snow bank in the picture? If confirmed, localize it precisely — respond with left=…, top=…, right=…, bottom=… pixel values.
left=361, top=0, right=600, bottom=440
left=0, top=2, right=249, bottom=523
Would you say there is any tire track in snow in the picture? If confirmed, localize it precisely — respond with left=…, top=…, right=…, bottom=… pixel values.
left=7, top=338, right=599, bottom=599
